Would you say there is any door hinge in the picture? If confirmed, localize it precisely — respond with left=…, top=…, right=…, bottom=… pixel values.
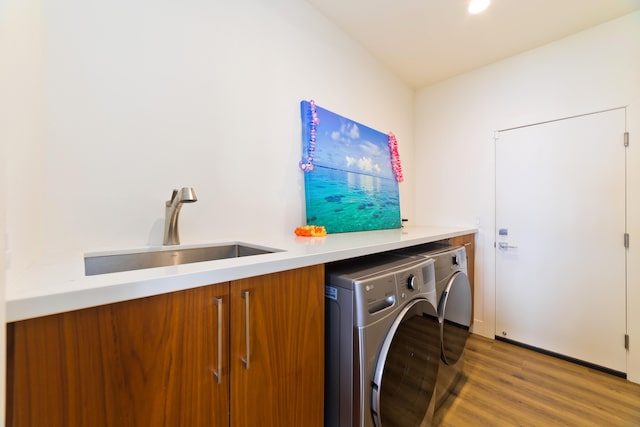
left=625, top=334, right=630, bottom=350
left=624, top=233, right=630, bottom=248
left=624, top=132, right=629, bottom=147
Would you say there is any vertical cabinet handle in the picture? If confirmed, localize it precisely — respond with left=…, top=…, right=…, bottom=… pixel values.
left=214, top=297, right=223, bottom=384
left=241, top=290, right=251, bottom=369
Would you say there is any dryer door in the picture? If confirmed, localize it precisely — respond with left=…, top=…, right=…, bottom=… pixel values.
left=371, top=299, right=440, bottom=427
left=440, top=271, right=472, bottom=365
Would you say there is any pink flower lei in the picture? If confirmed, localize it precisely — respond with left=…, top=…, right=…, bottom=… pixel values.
left=388, top=132, right=404, bottom=183
left=299, top=100, right=319, bottom=173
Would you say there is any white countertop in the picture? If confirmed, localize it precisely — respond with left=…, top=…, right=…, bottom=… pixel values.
left=5, top=225, right=476, bottom=322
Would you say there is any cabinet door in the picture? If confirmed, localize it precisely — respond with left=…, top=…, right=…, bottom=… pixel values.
left=230, top=265, right=324, bottom=427
left=450, top=233, right=475, bottom=323
left=7, top=283, right=230, bottom=427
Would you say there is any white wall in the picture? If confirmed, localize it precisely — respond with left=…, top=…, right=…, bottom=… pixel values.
left=0, top=0, right=45, bottom=419
left=5, top=0, right=415, bottom=272
left=414, top=12, right=640, bottom=382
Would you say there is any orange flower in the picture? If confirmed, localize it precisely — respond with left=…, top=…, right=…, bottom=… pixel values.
left=294, top=225, right=327, bottom=237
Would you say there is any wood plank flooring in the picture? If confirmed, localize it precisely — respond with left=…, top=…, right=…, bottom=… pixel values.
left=434, top=335, right=640, bottom=427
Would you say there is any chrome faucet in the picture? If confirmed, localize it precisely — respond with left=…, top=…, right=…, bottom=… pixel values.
left=163, top=187, right=197, bottom=245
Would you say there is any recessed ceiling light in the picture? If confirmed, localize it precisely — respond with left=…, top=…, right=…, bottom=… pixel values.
left=468, top=0, right=491, bottom=14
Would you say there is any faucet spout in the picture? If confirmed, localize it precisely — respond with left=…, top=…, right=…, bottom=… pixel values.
left=164, top=187, right=197, bottom=245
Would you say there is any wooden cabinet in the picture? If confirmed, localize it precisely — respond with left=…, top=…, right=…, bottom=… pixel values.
left=230, top=266, right=324, bottom=426
left=7, top=281, right=230, bottom=426
left=449, top=233, right=475, bottom=324
left=6, top=265, right=324, bottom=427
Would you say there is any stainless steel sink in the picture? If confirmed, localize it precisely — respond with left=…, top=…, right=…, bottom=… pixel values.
left=84, top=243, right=282, bottom=276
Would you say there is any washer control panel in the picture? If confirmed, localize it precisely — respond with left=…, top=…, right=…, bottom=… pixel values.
left=326, top=254, right=437, bottom=327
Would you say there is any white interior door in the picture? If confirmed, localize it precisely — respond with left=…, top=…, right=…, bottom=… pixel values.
left=495, top=108, right=627, bottom=373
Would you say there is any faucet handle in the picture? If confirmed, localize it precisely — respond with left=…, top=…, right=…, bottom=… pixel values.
left=166, top=189, right=179, bottom=207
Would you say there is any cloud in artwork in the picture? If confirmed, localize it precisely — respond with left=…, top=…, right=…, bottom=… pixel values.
left=359, top=140, right=382, bottom=157
left=347, top=123, right=360, bottom=139
left=332, top=122, right=360, bottom=144
left=356, top=157, right=382, bottom=174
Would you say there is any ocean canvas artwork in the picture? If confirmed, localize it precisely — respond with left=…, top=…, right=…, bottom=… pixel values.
left=300, top=100, right=402, bottom=233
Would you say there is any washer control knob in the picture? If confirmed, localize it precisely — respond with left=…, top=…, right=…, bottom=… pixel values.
left=407, top=274, right=418, bottom=290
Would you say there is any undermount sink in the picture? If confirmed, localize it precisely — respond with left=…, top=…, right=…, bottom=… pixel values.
left=84, top=243, right=283, bottom=276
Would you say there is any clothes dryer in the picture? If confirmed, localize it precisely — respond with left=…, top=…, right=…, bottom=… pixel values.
left=394, top=244, right=472, bottom=409
left=325, top=253, right=441, bottom=427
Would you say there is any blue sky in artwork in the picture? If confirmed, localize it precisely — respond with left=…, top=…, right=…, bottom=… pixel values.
left=310, top=104, right=393, bottom=180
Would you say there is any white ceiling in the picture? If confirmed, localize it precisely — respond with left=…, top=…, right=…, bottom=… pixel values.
left=306, top=0, right=640, bottom=89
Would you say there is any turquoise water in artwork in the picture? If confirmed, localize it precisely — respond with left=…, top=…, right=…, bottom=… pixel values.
left=304, top=166, right=401, bottom=233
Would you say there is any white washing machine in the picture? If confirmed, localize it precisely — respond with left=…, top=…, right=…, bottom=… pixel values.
left=325, top=253, right=441, bottom=427
left=395, top=244, right=472, bottom=410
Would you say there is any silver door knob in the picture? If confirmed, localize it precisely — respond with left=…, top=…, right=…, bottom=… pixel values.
left=498, top=242, right=518, bottom=250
